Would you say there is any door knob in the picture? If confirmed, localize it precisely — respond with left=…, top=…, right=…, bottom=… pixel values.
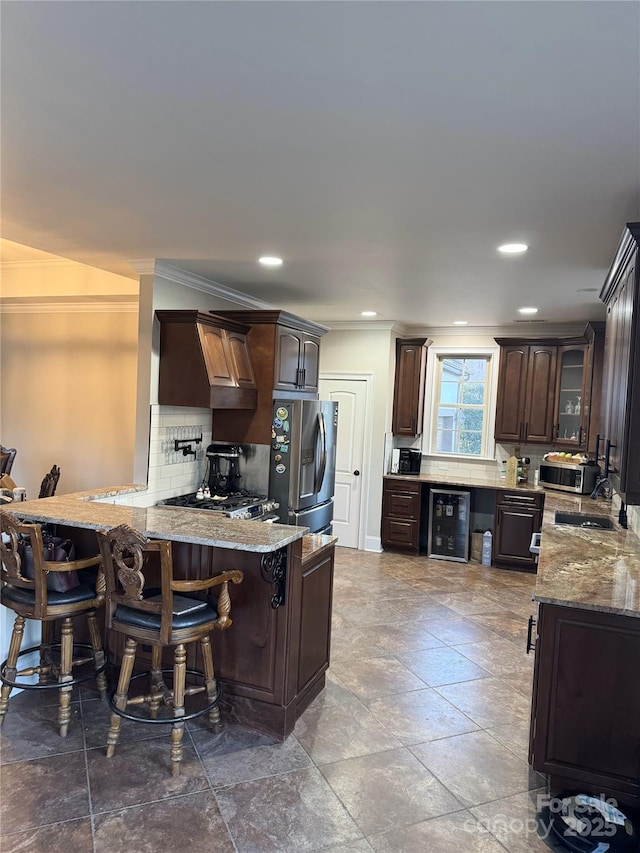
left=353, top=470, right=360, bottom=476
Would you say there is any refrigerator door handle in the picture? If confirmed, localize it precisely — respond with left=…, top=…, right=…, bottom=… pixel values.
left=314, top=412, right=327, bottom=496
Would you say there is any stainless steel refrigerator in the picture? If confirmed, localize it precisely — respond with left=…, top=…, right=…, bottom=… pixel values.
left=269, top=399, right=338, bottom=534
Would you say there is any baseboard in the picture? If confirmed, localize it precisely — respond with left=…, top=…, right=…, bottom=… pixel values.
left=364, top=535, right=382, bottom=552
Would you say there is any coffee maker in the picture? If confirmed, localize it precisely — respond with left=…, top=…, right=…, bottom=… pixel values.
left=398, top=448, right=422, bottom=474
left=205, top=443, right=243, bottom=494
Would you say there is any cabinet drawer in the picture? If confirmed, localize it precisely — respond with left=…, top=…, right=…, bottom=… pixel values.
left=381, top=518, right=419, bottom=549
left=496, top=490, right=544, bottom=510
left=384, top=491, right=420, bottom=519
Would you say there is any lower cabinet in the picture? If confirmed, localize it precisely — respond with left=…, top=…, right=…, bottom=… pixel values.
left=106, top=538, right=335, bottom=740
left=381, top=479, right=421, bottom=553
left=296, top=547, right=334, bottom=702
left=494, top=491, right=544, bottom=571
left=530, top=603, right=640, bottom=807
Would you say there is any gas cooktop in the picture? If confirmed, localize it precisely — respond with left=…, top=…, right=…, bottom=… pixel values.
left=159, top=492, right=280, bottom=521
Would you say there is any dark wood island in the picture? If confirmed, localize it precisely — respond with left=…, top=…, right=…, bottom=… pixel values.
left=1, top=488, right=336, bottom=740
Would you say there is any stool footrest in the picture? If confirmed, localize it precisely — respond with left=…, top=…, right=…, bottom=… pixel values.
left=108, top=668, right=222, bottom=724
left=0, top=642, right=107, bottom=690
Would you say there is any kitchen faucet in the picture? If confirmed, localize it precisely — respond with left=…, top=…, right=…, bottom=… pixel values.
left=590, top=476, right=611, bottom=500
left=590, top=476, right=628, bottom=528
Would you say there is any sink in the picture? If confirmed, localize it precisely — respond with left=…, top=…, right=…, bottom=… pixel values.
left=554, top=511, right=615, bottom=530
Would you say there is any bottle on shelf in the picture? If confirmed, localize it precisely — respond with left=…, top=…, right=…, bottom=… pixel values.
left=435, top=496, right=444, bottom=517
left=445, top=497, right=454, bottom=517
left=458, top=497, right=467, bottom=522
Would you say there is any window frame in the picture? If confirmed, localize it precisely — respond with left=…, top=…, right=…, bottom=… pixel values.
left=421, top=346, right=498, bottom=461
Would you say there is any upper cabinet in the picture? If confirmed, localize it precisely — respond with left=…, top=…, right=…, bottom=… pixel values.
left=600, top=223, right=640, bottom=504
left=274, top=325, right=321, bottom=394
left=392, top=338, right=430, bottom=437
left=156, top=311, right=257, bottom=410
left=494, top=325, right=604, bottom=450
left=211, top=310, right=328, bottom=445
left=494, top=342, right=557, bottom=444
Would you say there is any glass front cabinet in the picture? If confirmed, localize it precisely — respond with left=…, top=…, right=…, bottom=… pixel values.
left=554, top=344, right=590, bottom=449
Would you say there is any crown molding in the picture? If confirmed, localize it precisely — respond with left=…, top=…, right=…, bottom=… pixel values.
left=128, top=259, right=274, bottom=310
left=0, top=258, right=88, bottom=273
left=401, top=322, right=588, bottom=338
left=320, top=320, right=400, bottom=332
left=0, top=297, right=138, bottom=314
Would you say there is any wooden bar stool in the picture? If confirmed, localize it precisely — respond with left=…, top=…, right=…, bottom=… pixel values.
left=0, top=512, right=107, bottom=736
left=96, top=524, right=243, bottom=777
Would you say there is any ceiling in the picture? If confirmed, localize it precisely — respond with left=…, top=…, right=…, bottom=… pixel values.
left=2, top=1, right=639, bottom=329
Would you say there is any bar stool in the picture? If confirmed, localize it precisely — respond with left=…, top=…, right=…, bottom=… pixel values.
left=96, top=524, right=243, bottom=777
left=0, top=512, right=107, bottom=736
left=0, top=446, right=17, bottom=476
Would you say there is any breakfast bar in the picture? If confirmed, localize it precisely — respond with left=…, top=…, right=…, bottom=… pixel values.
left=1, top=486, right=337, bottom=740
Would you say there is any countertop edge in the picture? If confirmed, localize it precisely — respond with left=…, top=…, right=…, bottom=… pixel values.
left=2, top=487, right=308, bottom=553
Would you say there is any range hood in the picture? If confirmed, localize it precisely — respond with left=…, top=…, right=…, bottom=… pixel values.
left=156, top=310, right=257, bottom=410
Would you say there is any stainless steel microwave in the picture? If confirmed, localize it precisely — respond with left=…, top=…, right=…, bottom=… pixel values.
left=538, top=460, right=601, bottom=494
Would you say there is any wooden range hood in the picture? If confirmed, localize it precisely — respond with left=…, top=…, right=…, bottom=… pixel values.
left=156, top=310, right=257, bottom=409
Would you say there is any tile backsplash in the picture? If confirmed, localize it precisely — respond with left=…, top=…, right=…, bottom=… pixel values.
left=113, top=405, right=213, bottom=506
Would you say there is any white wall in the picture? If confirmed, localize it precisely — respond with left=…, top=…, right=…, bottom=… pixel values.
left=319, top=326, right=396, bottom=550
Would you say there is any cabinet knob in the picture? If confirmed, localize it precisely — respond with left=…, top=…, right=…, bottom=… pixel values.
left=353, top=470, right=360, bottom=476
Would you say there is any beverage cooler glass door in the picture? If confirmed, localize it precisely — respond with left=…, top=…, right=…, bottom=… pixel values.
left=428, top=489, right=471, bottom=562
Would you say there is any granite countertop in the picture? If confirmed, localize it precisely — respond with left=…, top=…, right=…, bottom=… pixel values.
left=384, top=472, right=544, bottom=493
left=385, top=473, right=640, bottom=618
left=301, top=533, right=339, bottom=565
left=1, top=488, right=307, bottom=553
left=534, top=491, right=640, bottom=618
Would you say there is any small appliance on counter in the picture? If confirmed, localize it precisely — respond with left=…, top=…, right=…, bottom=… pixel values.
left=538, top=452, right=601, bottom=494
left=392, top=447, right=422, bottom=474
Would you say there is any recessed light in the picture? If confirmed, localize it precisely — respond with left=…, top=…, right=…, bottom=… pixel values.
left=498, top=243, right=528, bottom=254
left=258, top=256, right=283, bottom=267
left=518, top=307, right=538, bottom=315
left=361, top=311, right=377, bottom=317
left=452, top=320, right=468, bottom=326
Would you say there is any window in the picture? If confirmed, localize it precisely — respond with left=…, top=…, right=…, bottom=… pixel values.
left=428, top=353, right=494, bottom=458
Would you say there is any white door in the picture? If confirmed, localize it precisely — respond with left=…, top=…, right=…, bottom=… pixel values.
left=319, top=377, right=368, bottom=549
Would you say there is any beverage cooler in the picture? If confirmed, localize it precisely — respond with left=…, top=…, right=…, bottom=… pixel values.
left=428, top=489, right=471, bottom=562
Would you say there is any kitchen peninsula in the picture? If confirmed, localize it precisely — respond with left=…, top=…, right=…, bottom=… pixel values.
left=1, top=486, right=337, bottom=740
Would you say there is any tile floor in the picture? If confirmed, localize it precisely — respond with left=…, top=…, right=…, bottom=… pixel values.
left=0, top=547, right=552, bottom=852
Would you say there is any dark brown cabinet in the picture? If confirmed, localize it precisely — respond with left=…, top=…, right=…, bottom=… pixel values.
left=494, top=326, right=603, bottom=451
left=392, top=338, right=430, bottom=437
left=109, top=537, right=335, bottom=741
left=530, top=603, right=640, bottom=806
left=600, top=223, right=640, bottom=504
left=211, top=310, right=327, bottom=445
left=494, top=342, right=557, bottom=444
left=381, top=478, right=421, bottom=553
left=296, top=546, right=334, bottom=703
left=274, top=325, right=321, bottom=394
left=494, top=490, right=544, bottom=572
left=156, top=310, right=257, bottom=409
